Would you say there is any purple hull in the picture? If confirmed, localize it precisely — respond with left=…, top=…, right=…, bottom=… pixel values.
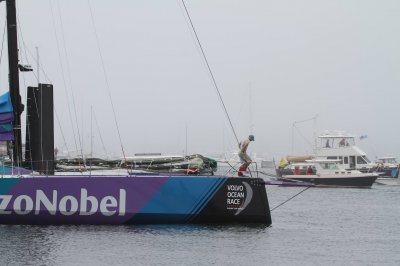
left=0, top=176, right=271, bottom=225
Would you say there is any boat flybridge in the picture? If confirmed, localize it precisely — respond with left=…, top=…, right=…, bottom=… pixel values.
left=314, top=132, right=374, bottom=171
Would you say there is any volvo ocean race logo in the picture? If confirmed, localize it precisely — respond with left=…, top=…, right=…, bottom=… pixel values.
left=226, top=181, right=253, bottom=215
left=0, top=189, right=126, bottom=216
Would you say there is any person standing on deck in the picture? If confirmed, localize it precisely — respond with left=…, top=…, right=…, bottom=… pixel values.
left=238, top=135, right=255, bottom=176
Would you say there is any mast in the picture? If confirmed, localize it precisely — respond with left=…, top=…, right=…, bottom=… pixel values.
left=5, top=0, right=24, bottom=164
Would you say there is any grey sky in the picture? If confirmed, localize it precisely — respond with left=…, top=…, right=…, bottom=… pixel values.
left=0, top=0, right=399, bottom=160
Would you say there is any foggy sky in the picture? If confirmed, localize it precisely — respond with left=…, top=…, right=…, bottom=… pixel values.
left=0, top=0, right=399, bottom=160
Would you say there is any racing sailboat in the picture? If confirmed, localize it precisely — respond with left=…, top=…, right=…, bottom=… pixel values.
left=0, top=0, right=271, bottom=225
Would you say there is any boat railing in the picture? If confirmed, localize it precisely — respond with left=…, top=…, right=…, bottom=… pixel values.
left=1, top=157, right=269, bottom=178
left=1, top=157, right=218, bottom=177
left=215, top=159, right=261, bottom=178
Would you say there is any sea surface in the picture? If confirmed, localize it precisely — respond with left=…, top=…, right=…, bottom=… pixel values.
left=0, top=184, right=399, bottom=266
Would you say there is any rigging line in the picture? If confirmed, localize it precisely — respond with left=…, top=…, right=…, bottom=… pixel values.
left=15, top=11, right=45, bottom=169
left=93, top=110, right=109, bottom=159
left=180, top=0, right=239, bottom=145
left=54, top=108, right=70, bottom=158
left=16, top=27, right=39, bottom=170
left=48, top=0, right=79, bottom=157
left=0, top=18, right=5, bottom=66
left=176, top=0, right=210, bottom=77
left=294, top=125, right=313, bottom=147
left=20, top=46, right=52, bottom=83
left=15, top=16, right=52, bottom=84
left=87, top=0, right=127, bottom=162
left=270, top=186, right=311, bottom=212
left=232, top=89, right=248, bottom=130
left=19, top=56, right=34, bottom=171
left=14, top=11, right=41, bottom=82
left=294, top=116, right=316, bottom=125
left=55, top=0, right=85, bottom=165
left=16, top=16, right=43, bottom=123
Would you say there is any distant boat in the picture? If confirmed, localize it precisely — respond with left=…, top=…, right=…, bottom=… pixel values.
left=314, top=131, right=399, bottom=181
left=279, top=159, right=378, bottom=188
left=373, top=156, right=400, bottom=185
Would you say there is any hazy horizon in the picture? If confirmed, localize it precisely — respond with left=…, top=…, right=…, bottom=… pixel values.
left=1, top=0, right=399, bottom=160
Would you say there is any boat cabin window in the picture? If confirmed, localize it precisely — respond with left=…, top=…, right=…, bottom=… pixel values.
left=318, top=136, right=355, bottom=148
left=357, top=156, right=368, bottom=164
left=288, top=164, right=310, bottom=170
left=349, top=156, right=356, bottom=169
left=346, top=138, right=355, bottom=146
left=285, top=165, right=294, bottom=170
left=379, top=158, right=397, bottom=164
left=338, top=138, right=348, bottom=147
left=327, top=156, right=337, bottom=160
left=325, top=139, right=331, bottom=148
left=363, top=156, right=370, bottom=163
left=344, top=157, right=348, bottom=164
left=319, top=163, right=339, bottom=170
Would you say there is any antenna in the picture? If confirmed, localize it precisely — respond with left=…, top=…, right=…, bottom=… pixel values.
left=90, top=105, right=93, bottom=175
left=291, top=114, right=318, bottom=153
left=185, top=122, right=188, bottom=156
left=249, top=83, right=254, bottom=134
left=36, top=46, right=40, bottom=83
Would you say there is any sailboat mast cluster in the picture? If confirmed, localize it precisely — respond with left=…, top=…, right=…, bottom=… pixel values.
left=3, top=0, right=23, bottom=164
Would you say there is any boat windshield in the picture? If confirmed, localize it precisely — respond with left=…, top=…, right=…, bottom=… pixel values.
left=357, top=156, right=370, bottom=164
left=319, top=136, right=355, bottom=148
left=363, top=156, right=371, bottom=163
left=319, top=162, right=339, bottom=170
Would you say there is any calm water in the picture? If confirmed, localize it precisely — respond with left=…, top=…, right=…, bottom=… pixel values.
left=0, top=184, right=399, bottom=266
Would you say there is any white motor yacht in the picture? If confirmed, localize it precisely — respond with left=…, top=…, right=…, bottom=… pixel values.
left=280, top=159, right=378, bottom=188
left=314, top=131, right=399, bottom=181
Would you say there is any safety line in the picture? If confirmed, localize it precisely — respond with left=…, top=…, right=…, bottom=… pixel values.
left=271, top=186, right=311, bottom=212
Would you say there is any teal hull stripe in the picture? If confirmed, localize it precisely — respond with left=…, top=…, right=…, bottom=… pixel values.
left=136, top=177, right=223, bottom=217
left=184, top=177, right=225, bottom=222
left=187, top=178, right=226, bottom=222
left=0, top=178, right=20, bottom=195
left=188, top=178, right=223, bottom=219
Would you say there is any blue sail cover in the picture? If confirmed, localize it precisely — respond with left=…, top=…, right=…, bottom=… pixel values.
left=0, top=91, right=14, bottom=141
